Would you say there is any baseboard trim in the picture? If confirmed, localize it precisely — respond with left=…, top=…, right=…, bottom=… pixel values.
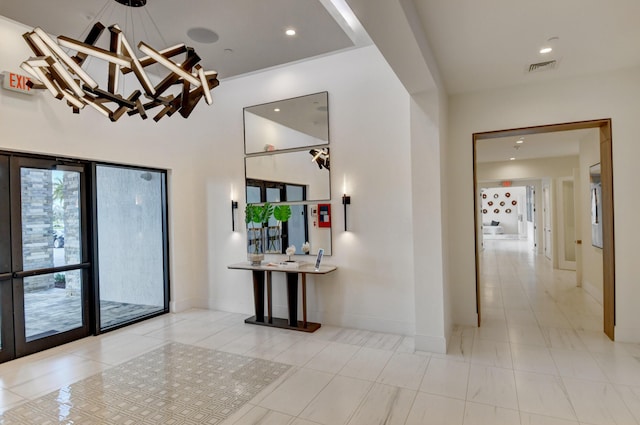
left=415, top=333, right=447, bottom=354
left=614, top=326, right=640, bottom=343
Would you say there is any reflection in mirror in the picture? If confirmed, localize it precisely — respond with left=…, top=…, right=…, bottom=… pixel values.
left=245, top=186, right=331, bottom=256
left=245, top=149, right=331, bottom=201
left=244, top=92, right=329, bottom=154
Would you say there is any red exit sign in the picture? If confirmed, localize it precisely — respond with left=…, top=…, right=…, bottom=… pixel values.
left=2, top=71, right=35, bottom=95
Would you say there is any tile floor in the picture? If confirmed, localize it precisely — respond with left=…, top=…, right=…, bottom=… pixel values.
left=0, top=239, right=639, bottom=424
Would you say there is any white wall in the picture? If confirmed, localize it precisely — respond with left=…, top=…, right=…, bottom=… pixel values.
left=202, top=45, right=420, bottom=336
left=447, top=67, right=640, bottom=342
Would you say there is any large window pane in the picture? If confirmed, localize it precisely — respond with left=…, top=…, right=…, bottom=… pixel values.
left=96, top=166, right=166, bottom=329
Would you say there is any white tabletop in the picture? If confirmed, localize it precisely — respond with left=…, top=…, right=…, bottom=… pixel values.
left=227, top=261, right=337, bottom=275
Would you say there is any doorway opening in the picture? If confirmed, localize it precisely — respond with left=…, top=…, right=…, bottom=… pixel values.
left=473, top=119, right=615, bottom=340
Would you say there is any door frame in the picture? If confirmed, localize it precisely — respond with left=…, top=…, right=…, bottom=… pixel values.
left=472, top=119, right=615, bottom=339
left=9, top=156, right=92, bottom=357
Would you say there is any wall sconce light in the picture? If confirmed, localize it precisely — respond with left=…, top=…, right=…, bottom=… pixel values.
left=342, top=194, right=351, bottom=231
left=231, top=200, right=239, bottom=231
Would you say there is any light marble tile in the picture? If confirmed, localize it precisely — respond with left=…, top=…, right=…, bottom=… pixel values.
left=362, top=332, right=402, bottom=351
left=474, top=321, right=510, bottom=342
left=535, top=311, right=573, bottom=329
left=305, top=342, right=360, bottom=373
left=338, top=347, right=393, bottom=381
left=592, top=352, right=640, bottom=386
left=420, top=357, right=470, bottom=400
left=466, top=364, right=518, bottom=409
left=471, top=339, right=513, bottom=369
left=299, top=375, right=372, bottom=425
left=563, top=377, right=637, bottom=425
left=514, top=371, right=576, bottom=421
left=244, top=334, right=302, bottom=360
left=508, top=324, right=547, bottom=347
left=258, top=368, right=333, bottom=416
left=346, top=383, right=415, bottom=425
left=0, top=388, right=26, bottom=413
left=613, top=384, right=640, bottom=424
left=9, top=358, right=107, bottom=399
left=540, top=327, right=588, bottom=351
left=230, top=405, right=294, bottom=425
left=576, top=330, right=626, bottom=355
left=273, top=339, right=329, bottom=366
left=145, top=318, right=229, bottom=344
left=511, top=344, right=558, bottom=375
left=504, top=309, right=539, bottom=327
left=404, top=392, right=465, bottom=425
left=289, top=419, right=323, bottom=425
left=194, top=324, right=252, bottom=350
left=332, top=328, right=374, bottom=346
left=520, top=413, right=580, bottom=425
left=550, top=349, right=607, bottom=381
left=219, top=330, right=281, bottom=356
left=462, top=401, right=520, bottom=425
left=376, top=352, right=429, bottom=390
left=70, top=333, right=166, bottom=365
left=436, top=335, right=473, bottom=362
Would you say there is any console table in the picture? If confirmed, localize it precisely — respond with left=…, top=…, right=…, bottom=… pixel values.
left=227, top=262, right=337, bottom=332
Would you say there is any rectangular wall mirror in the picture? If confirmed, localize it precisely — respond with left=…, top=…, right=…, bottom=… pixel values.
left=243, top=92, right=332, bottom=255
left=245, top=148, right=330, bottom=202
left=244, top=92, right=329, bottom=154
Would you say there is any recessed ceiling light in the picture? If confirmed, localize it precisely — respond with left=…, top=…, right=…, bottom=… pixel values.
left=540, top=47, right=552, bottom=54
left=285, top=29, right=296, bottom=36
left=274, top=108, right=280, bottom=112
left=510, top=157, right=516, bottom=161
left=516, top=139, right=524, bottom=144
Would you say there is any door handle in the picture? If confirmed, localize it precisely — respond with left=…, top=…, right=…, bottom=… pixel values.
left=0, top=272, right=12, bottom=281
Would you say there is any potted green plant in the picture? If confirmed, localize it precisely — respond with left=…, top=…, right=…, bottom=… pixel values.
left=245, top=202, right=273, bottom=265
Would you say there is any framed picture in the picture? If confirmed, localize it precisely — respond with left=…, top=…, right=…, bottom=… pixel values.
left=590, top=163, right=603, bottom=248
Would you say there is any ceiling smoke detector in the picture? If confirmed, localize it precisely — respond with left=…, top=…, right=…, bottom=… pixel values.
left=527, top=59, right=559, bottom=73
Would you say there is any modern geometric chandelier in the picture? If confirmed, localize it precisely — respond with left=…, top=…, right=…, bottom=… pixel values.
left=19, top=0, right=219, bottom=122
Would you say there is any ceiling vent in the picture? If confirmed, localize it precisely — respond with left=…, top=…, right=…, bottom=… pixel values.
left=526, top=60, right=558, bottom=73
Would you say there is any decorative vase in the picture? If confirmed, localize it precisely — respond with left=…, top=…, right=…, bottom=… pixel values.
left=247, top=227, right=265, bottom=265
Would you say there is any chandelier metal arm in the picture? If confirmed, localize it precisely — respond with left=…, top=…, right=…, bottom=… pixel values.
left=20, top=19, right=219, bottom=122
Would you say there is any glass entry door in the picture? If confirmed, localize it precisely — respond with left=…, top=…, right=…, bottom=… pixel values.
left=9, top=156, right=90, bottom=358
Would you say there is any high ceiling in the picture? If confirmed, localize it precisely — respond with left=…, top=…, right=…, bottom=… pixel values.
left=0, top=0, right=366, bottom=80
left=412, top=0, right=640, bottom=95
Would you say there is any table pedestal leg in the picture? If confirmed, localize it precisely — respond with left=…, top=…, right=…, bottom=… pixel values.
left=302, top=273, right=307, bottom=328
left=286, top=273, right=298, bottom=327
left=266, top=271, right=273, bottom=323
left=252, top=270, right=265, bottom=322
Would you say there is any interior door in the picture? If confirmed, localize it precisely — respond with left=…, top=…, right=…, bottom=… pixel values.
left=10, top=157, right=90, bottom=358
